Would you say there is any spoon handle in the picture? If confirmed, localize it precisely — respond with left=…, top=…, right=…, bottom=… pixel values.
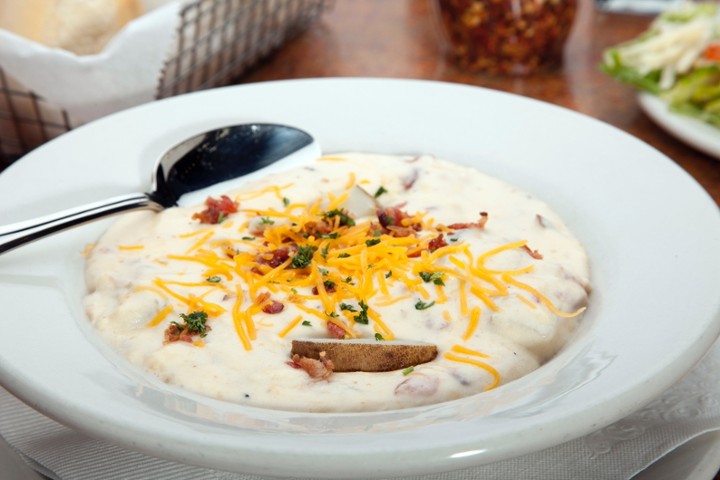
left=0, top=193, right=162, bottom=255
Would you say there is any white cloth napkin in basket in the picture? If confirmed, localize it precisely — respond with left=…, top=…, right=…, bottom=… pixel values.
left=2, top=340, right=720, bottom=480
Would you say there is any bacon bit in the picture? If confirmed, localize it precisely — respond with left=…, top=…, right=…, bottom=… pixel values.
left=428, top=233, right=448, bottom=252
left=388, top=225, right=420, bottom=237
left=312, top=282, right=337, bottom=295
left=262, top=300, right=285, bottom=314
left=448, top=212, right=488, bottom=230
left=326, top=321, right=346, bottom=339
left=403, top=168, right=420, bottom=190
left=192, top=195, right=238, bottom=224
left=376, top=206, right=421, bottom=237
left=255, top=246, right=292, bottom=268
left=368, top=221, right=384, bottom=237
left=377, top=207, right=401, bottom=228
left=291, top=352, right=334, bottom=379
left=302, top=220, right=333, bottom=237
left=479, top=211, right=489, bottom=226
left=163, top=322, right=212, bottom=344
left=446, top=222, right=475, bottom=230
left=522, top=245, right=543, bottom=260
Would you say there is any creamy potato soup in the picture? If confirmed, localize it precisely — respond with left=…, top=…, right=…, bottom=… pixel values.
left=84, top=153, right=590, bottom=412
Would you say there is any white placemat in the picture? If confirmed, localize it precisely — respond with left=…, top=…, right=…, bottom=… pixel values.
left=3, top=340, right=720, bottom=480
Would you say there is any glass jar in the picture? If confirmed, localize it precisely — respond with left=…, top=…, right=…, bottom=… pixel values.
left=434, top=0, right=577, bottom=75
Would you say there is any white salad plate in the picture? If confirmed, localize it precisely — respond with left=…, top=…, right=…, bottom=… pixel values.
left=0, top=79, right=719, bottom=479
left=639, top=91, right=720, bottom=160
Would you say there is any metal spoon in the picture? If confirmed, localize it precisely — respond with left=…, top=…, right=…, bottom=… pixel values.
left=0, top=123, right=318, bottom=254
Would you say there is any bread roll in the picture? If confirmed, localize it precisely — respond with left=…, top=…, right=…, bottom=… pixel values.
left=0, top=0, right=142, bottom=55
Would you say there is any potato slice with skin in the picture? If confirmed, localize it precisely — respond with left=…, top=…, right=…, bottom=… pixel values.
left=291, top=339, right=438, bottom=372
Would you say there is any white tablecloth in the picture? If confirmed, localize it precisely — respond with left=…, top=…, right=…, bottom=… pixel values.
left=2, top=341, right=720, bottom=480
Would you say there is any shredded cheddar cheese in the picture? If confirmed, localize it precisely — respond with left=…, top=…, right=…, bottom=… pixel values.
left=132, top=170, right=582, bottom=355
left=146, top=304, right=174, bottom=327
left=278, top=315, right=304, bottom=338
left=117, top=244, right=144, bottom=251
left=462, top=306, right=482, bottom=341
left=444, top=345, right=500, bottom=390
left=185, top=231, right=214, bottom=254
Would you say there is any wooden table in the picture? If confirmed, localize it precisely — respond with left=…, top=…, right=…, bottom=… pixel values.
left=241, top=1, right=720, bottom=477
left=241, top=0, right=720, bottom=207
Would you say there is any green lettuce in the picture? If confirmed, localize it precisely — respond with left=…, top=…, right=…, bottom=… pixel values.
left=663, top=65, right=720, bottom=126
left=600, top=50, right=662, bottom=94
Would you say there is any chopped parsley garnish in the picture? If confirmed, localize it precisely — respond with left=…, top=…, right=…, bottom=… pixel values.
left=374, top=186, right=388, bottom=198
left=322, top=208, right=355, bottom=227
left=241, top=236, right=255, bottom=241
left=291, top=245, right=317, bottom=268
left=402, top=366, right=414, bottom=375
left=217, top=212, right=227, bottom=223
left=321, top=232, right=339, bottom=239
left=419, top=271, right=445, bottom=286
left=319, top=267, right=329, bottom=276
left=339, top=302, right=357, bottom=312
left=375, top=333, right=385, bottom=341
left=321, top=246, right=329, bottom=259
left=338, top=252, right=350, bottom=258
left=365, top=238, right=381, bottom=247
left=327, top=311, right=339, bottom=318
left=205, top=275, right=222, bottom=283
left=282, top=197, right=291, bottom=206
left=385, top=270, right=392, bottom=278
left=323, top=279, right=336, bottom=290
left=414, top=300, right=436, bottom=310
left=173, top=311, right=209, bottom=336
left=355, top=300, right=370, bottom=324
left=302, top=320, right=312, bottom=326
left=260, top=216, right=275, bottom=225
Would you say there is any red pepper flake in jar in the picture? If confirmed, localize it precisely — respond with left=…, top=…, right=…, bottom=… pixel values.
left=434, top=0, right=577, bottom=75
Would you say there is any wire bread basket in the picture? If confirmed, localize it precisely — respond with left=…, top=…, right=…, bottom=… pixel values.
left=0, top=0, right=328, bottom=170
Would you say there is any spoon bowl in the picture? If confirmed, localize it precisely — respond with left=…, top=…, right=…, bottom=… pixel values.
left=0, top=123, right=318, bottom=254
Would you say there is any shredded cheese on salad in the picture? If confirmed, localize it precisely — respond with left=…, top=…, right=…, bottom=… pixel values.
left=603, top=2, right=720, bottom=127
